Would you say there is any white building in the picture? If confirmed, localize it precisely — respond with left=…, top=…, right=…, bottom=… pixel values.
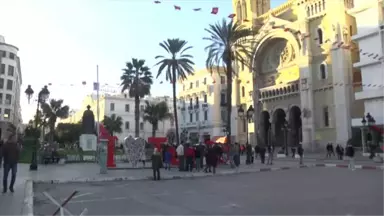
left=0, top=35, right=22, bottom=138
left=177, top=68, right=236, bottom=143
left=350, top=0, right=384, bottom=127
left=63, top=93, right=174, bottom=144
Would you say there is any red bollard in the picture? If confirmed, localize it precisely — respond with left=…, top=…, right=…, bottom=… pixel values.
left=107, top=136, right=116, bottom=168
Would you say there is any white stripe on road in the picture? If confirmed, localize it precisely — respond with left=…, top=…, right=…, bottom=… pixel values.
left=72, top=193, right=93, bottom=199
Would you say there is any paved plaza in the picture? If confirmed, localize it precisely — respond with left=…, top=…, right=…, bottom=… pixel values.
left=33, top=167, right=383, bottom=215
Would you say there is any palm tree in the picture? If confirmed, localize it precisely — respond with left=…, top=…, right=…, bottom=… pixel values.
left=121, top=58, right=153, bottom=137
left=143, top=101, right=173, bottom=137
left=102, top=114, right=123, bottom=136
left=41, top=99, right=70, bottom=142
left=204, top=18, right=255, bottom=146
left=155, top=38, right=195, bottom=146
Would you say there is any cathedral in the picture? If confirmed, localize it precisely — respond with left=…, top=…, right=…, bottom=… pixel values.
left=233, top=0, right=364, bottom=151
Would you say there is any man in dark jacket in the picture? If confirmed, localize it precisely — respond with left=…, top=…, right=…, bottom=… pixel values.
left=151, top=148, right=162, bottom=180
left=2, top=134, right=20, bottom=193
left=345, top=143, right=355, bottom=171
left=297, top=144, right=304, bottom=165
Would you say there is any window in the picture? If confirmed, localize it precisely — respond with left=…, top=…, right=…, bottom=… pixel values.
left=0, top=64, right=5, bottom=74
left=323, top=106, right=329, bottom=127
left=189, top=98, right=193, bottom=106
left=189, top=113, right=193, bottom=122
left=242, top=86, right=245, bottom=97
left=203, top=78, right=207, bottom=84
left=125, top=104, right=130, bottom=112
left=317, top=28, right=323, bottom=44
left=4, top=109, right=10, bottom=119
left=189, top=82, right=193, bottom=89
left=204, top=111, right=208, bottom=120
left=196, top=80, right=199, bottom=88
left=6, top=80, right=12, bottom=91
left=195, top=97, right=199, bottom=105
left=0, top=93, right=3, bottom=104
left=9, top=53, right=15, bottom=60
left=195, top=112, right=199, bottom=121
left=220, top=76, right=225, bottom=84
left=349, top=25, right=353, bottom=36
left=1, top=51, right=5, bottom=58
left=110, top=103, right=115, bottom=111
left=7, top=65, right=14, bottom=76
left=0, top=78, right=3, bottom=89
left=220, top=93, right=226, bottom=104
left=140, top=122, right=144, bottom=130
left=125, top=121, right=130, bottom=129
left=5, top=94, right=11, bottom=105
left=320, top=64, right=326, bottom=79
left=203, top=94, right=207, bottom=103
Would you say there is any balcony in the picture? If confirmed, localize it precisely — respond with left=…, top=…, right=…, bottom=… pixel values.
left=194, top=104, right=200, bottom=109
left=180, top=107, right=186, bottom=111
left=202, top=103, right=208, bottom=108
left=188, top=106, right=193, bottom=111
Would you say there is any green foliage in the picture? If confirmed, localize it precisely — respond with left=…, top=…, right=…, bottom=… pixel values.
left=155, top=38, right=195, bottom=146
left=102, top=114, right=123, bottom=136
left=56, top=123, right=82, bottom=144
left=143, top=101, right=172, bottom=137
left=19, top=138, right=35, bottom=163
left=120, top=58, right=154, bottom=98
left=41, top=99, right=70, bottom=142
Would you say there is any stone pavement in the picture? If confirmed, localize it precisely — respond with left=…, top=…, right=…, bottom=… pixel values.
left=1, top=159, right=383, bottom=216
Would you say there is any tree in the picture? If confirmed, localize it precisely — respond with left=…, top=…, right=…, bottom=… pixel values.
left=204, top=18, right=255, bottom=146
left=155, top=38, right=195, bottom=146
left=143, top=101, right=173, bottom=137
left=41, top=99, right=70, bottom=143
left=102, top=114, right=123, bottom=136
left=56, top=123, right=82, bottom=145
left=121, top=58, right=153, bottom=137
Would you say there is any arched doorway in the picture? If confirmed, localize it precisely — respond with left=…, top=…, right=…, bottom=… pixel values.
left=258, top=111, right=271, bottom=146
left=288, top=106, right=302, bottom=147
left=272, top=109, right=286, bottom=147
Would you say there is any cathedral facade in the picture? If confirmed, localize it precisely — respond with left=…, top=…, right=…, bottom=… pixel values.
left=233, top=0, right=364, bottom=150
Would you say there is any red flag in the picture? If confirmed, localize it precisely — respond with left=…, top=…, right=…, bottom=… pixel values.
left=228, top=13, right=236, bottom=18
left=154, top=1, right=161, bottom=3
left=211, top=7, right=219, bottom=14
left=193, top=8, right=201, bottom=11
left=174, top=5, right=181, bottom=10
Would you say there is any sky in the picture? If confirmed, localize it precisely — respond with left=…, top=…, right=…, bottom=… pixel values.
left=0, top=0, right=285, bottom=123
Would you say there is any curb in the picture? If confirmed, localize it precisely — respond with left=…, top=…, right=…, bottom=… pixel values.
left=21, top=180, right=34, bottom=216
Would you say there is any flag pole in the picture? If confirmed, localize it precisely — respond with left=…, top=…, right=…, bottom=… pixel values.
left=96, top=65, right=100, bottom=139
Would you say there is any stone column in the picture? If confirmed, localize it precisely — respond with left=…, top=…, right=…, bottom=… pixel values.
left=297, top=19, right=316, bottom=152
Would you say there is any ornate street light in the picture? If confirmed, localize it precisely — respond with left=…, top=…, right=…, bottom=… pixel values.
left=25, top=85, right=50, bottom=171
left=246, top=105, right=254, bottom=120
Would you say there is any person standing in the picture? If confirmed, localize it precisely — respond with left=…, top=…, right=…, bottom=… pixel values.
left=266, top=145, right=274, bottom=165
left=151, top=148, right=162, bottom=180
left=233, top=143, right=240, bottom=171
left=164, top=145, right=172, bottom=170
left=194, top=145, right=202, bottom=172
left=205, top=145, right=217, bottom=174
left=297, top=144, right=304, bottom=165
left=0, top=139, right=4, bottom=168
left=176, top=143, right=185, bottom=171
left=260, top=146, right=266, bottom=164
left=2, top=134, right=20, bottom=193
left=345, top=142, right=355, bottom=171
left=185, top=144, right=195, bottom=172
left=246, top=144, right=252, bottom=165
left=254, top=145, right=260, bottom=159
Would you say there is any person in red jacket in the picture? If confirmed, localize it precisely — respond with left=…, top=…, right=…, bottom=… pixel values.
left=185, top=144, right=195, bottom=172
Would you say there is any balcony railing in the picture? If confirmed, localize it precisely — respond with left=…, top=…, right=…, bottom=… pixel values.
left=194, top=104, right=200, bottom=109
left=188, top=106, right=193, bottom=111
left=202, top=103, right=208, bottom=108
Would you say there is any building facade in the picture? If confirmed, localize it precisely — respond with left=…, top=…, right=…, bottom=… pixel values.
left=177, top=68, right=239, bottom=143
left=61, top=93, right=174, bottom=144
left=232, top=0, right=364, bottom=150
left=350, top=0, right=384, bottom=127
left=0, top=35, right=22, bottom=138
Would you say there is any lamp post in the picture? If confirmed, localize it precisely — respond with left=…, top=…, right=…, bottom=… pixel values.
left=361, top=116, right=367, bottom=153
left=25, top=85, right=50, bottom=171
left=237, top=105, right=255, bottom=145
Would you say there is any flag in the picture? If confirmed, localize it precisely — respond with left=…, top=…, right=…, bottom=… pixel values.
left=211, top=7, right=218, bottom=14
left=193, top=8, right=201, bottom=11
left=228, top=13, right=236, bottom=18
left=93, top=82, right=99, bottom=91
left=174, top=5, right=181, bottom=10
left=154, top=1, right=161, bottom=3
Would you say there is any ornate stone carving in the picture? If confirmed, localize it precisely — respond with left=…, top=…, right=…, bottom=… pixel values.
left=261, top=40, right=295, bottom=73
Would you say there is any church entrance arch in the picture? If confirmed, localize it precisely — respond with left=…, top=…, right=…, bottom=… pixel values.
left=258, top=111, right=271, bottom=146
left=288, top=106, right=302, bottom=147
left=272, top=109, right=286, bottom=147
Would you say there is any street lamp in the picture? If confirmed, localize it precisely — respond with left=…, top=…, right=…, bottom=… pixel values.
left=25, top=85, right=50, bottom=171
left=237, top=105, right=254, bottom=145
left=361, top=116, right=367, bottom=153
